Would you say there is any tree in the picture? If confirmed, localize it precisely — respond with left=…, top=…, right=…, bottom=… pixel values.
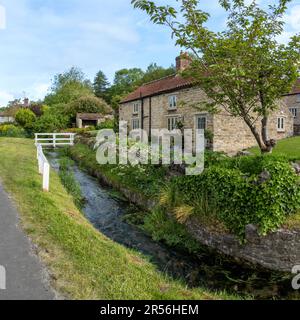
left=65, top=96, right=112, bottom=120
left=138, top=63, right=175, bottom=85
left=132, top=0, right=300, bottom=153
left=44, top=67, right=94, bottom=106
left=93, top=70, right=110, bottom=100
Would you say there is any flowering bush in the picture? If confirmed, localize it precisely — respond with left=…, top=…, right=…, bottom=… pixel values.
left=0, top=124, right=26, bottom=137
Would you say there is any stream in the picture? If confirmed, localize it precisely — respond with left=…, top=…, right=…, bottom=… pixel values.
left=47, top=152, right=298, bottom=300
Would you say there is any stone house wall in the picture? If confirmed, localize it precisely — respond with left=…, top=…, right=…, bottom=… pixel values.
left=120, top=86, right=293, bottom=154
left=285, top=93, right=300, bottom=135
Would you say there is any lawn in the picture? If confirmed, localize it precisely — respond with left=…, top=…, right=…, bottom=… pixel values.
left=249, top=136, right=300, bottom=160
left=0, top=137, right=237, bottom=300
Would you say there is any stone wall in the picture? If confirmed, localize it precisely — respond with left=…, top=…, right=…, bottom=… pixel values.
left=213, top=100, right=294, bottom=154
left=120, top=86, right=294, bottom=154
left=186, top=220, right=300, bottom=272
left=285, top=94, right=300, bottom=135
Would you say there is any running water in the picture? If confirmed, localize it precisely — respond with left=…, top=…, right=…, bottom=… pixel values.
left=48, top=152, right=297, bottom=299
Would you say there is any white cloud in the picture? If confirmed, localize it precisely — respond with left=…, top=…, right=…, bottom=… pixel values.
left=30, top=83, right=50, bottom=102
left=80, top=21, right=140, bottom=44
left=285, top=5, right=300, bottom=30
left=0, top=90, right=14, bottom=107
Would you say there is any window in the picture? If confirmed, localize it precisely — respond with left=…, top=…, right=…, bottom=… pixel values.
left=277, top=117, right=285, bottom=132
left=195, top=115, right=207, bottom=130
left=297, top=94, right=300, bottom=103
left=132, top=118, right=140, bottom=130
left=168, top=95, right=177, bottom=109
left=167, top=116, right=181, bottom=131
left=289, top=107, right=298, bottom=118
left=133, top=102, right=140, bottom=114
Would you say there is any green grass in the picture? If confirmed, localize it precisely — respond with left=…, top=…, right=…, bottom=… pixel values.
left=249, top=136, right=300, bottom=160
left=0, top=137, right=238, bottom=300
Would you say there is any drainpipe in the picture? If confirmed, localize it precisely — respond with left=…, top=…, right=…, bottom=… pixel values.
left=149, top=97, right=152, bottom=142
left=140, top=93, right=144, bottom=131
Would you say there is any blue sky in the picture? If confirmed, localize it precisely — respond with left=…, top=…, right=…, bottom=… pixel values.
left=0, top=0, right=300, bottom=106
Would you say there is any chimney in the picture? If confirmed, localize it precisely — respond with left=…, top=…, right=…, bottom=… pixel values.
left=23, top=98, right=29, bottom=107
left=176, top=52, right=191, bottom=72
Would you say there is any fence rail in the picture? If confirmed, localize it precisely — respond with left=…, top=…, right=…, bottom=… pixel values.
left=35, top=133, right=76, bottom=192
left=35, top=133, right=75, bottom=147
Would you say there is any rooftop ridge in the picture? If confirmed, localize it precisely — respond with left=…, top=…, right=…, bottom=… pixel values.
left=139, top=73, right=177, bottom=87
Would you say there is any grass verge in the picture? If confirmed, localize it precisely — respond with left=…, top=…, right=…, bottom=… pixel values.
left=249, top=136, right=300, bottom=160
left=0, top=137, right=237, bottom=300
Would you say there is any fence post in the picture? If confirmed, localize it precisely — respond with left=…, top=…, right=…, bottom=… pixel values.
left=53, top=133, right=56, bottom=148
left=70, top=134, right=74, bottom=146
left=43, top=162, right=50, bottom=192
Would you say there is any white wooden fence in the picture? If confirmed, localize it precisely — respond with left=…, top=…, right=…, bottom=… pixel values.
left=37, top=144, right=50, bottom=192
left=35, top=133, right=76, bottom=192
left=35, top=133, right=75, bottom=147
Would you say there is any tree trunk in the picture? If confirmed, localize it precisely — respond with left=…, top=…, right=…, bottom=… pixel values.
left=242, top=114, right=273, bottom=154
left=261, top=116, right=276, bottom=153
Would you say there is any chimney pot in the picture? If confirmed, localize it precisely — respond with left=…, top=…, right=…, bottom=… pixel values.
left=176, top=52, right=191, bottom=72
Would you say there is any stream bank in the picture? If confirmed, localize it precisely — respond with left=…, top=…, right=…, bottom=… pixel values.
left=47, top=150, right=299, bottom=300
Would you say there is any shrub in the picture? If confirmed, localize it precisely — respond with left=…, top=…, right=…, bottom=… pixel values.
left=15, top=108, right=36, bottom=130
left=0, top=124, right=25, bottom=137
left=96, top=119, right=115, bottom=130
left=34, top=111, right=69, bottom=133
left=171, top=156, right=300, bottom=239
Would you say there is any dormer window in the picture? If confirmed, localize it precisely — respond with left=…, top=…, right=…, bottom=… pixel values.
left=133, top=102, right=140, bottom=114
left=168, top=95, right=177, bottom=109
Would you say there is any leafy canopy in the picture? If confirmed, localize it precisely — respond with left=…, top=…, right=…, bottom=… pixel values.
left=44, top=67, right=94, bottom=106
left=132, top=0, right=300, bottom=152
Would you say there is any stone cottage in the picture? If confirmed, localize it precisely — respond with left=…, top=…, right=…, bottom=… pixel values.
left=76, top=113, right=114, bottom=129
left=284, top=78, right=300, bottom=135
left=119, top=54, right=293, bottom=154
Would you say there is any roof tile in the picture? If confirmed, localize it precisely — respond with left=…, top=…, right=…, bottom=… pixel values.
left=121, top=74, right=193, bottom=103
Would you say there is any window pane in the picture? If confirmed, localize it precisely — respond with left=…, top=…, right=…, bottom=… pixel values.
left=197, top=116, right=206, bottom=130
left=169, top=95, right=177, bottom=108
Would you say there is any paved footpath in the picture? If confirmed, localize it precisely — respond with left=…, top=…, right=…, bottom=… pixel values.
left=0, top=183, right=55, bottom=300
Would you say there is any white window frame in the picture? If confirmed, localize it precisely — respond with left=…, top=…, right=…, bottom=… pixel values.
left=195, top=114, right=207, bottom=130
left=289, top=107, right=298, bottom=118
left=132, top=118, right=140, bottom=130
left=167, top=115, right=181, bottom=131
left=133, top=102, right=140, bottom=115
left=168, top=95, right=177, bottom=110
left=277, top=117, right=285, bottom=132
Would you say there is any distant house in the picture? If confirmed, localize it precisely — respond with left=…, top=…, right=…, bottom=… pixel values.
left=119, top=53, right=294, bottom=155
left=76, top=113, right=114, bottom=129
left=284, top=79, right=300, bottom=135
left=0, top=111, right=14, bottom=124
